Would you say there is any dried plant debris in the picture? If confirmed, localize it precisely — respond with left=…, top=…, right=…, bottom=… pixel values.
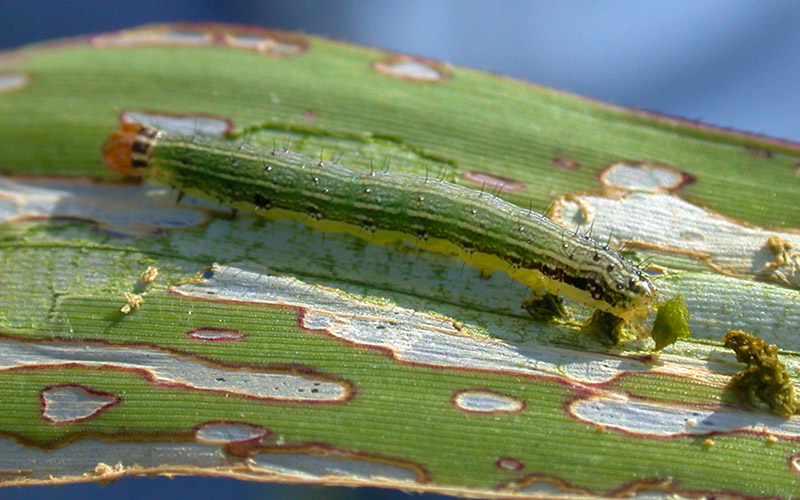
left=723, top=330, right=797, bottom=417
left=759, top=235, right=800, bottom=287
left=120, top=266, right=159, bottom=314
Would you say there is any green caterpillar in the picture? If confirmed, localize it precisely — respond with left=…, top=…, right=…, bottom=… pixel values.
left=104, top=124, right=657, bottom=324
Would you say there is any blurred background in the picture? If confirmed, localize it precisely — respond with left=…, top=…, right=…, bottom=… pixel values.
left=1, top=1, right=799, bottom=499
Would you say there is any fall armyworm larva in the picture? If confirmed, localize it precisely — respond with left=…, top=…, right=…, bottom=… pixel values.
left=103, top=124, right=657, bottom=324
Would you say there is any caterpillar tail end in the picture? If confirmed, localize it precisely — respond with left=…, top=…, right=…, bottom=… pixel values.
left=102, top=123, right=151, bottom=176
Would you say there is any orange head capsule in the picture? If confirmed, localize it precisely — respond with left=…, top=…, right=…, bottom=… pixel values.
left=103, top=123, right=160, bottom=176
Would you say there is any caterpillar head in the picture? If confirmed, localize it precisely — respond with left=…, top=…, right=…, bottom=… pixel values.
left=103, top=123, right=161, bottom=176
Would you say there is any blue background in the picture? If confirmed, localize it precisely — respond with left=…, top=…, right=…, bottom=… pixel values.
left=1, top=2, right=799, bottom=499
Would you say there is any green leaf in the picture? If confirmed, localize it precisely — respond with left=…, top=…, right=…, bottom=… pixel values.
left=1, top=24, right=799, bottom=498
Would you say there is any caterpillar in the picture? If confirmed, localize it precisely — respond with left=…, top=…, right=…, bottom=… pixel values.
left=103, top=124, right=657, bottom=324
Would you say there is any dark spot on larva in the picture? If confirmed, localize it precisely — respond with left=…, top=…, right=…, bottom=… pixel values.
left=462, top=171, right=525, bottom=193
left=131, top=140, right=150, bottom=155
left=302, top=110, right=317, bottom=121
left=417, top=195, right=425, bottom=203
left=312, top=177, right=319, bottom=184
left=592, top=253, right=601, bottom=262
left=120, top=109, right=233, bottom=137
left=372, top=54, right=451, bottom=82
left=506, top=254, right=523, bottom=270
left=540, top=265, right=563, bottom=281
left=562, top=274, right=597, bottom=299
left=306, top=206, right=322, bottom=220
left=253, top=193, right=272, bottom=209
left=745, top=147, right=772, bottom=159
left=415, top=229, right=429, bottom=241
left=552, top=155, right=581, bottom=170
left=360, top=219, right=377, bottom=233
left=470, top=209, right=477, bottom=215
left=588, top=281, right=604, bottom=300
left=0, top=73, right=30, bottom=93
left=606, top=264, right=615, bottom=272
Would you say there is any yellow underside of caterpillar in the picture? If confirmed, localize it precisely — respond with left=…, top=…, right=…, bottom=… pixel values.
left=242, top=206, right=639, bottom=320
